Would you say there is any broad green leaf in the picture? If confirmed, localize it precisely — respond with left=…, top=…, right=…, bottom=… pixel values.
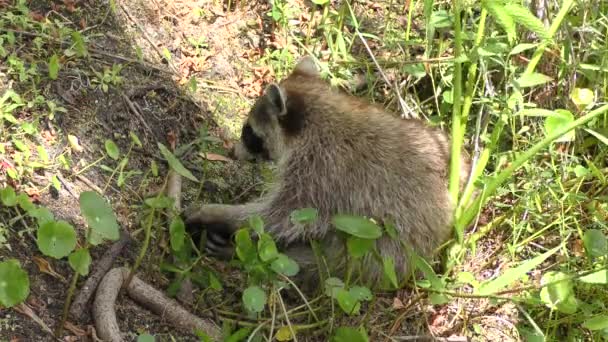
left=37, top=145, right=49, bottom=163
left=349, top=286, right=372, bottom=302
left=48, top=54, right=60, bottom=80
left=169, top=216, right=185, bottom=252
left=71, top=31, right=88, bottom=57
left=235, top=229, right=256, bottom=263
left=242, top=286, right=266, bottom=313
left=17, top=194, right=35, bottom=212
left=158, top=143, right=198, bottom=182
left=336, top=288, right=360, bottom=315
left=585, top=129, right=608, bottom=146
left=144, top=195, right=174, bottom=209
left=0, top=187, right=17, bottom=206
left=509, top=43, right=538, bottom=55
left=332, top=215, right=382, bottom=239
left=571, top=88, right=595, bottom=107
left=504, top=3, right=549, bottom=40
left=161, top=47, right=172, bottom=61
left=136, top=333, right=155, bottom=342
left=544, top=110, right=575, bottom=142
left=129, top=132, right=143, bottom=148
left=383, top=220, right=398, bottom=240
left=429, top=10, right=452, bottom=29
left=324, top=277, right=344, bottom=298
left=271, top=254, right=300, bottom=276
left=311, top=0, right=329, bottom=5
left=573, top=165, right=589, bottom=178
left=28, top=207, right=55, bottom=225
left=258, top=233, right=278, bottom=262
left=275, top=326, right=293, bottom=341
left=477, top=245, right=561, bottom=295
left=290, top=208, right=318, bottom=225
left=583, top=230, right=607, bottom=258
left=68, top=248, right=92, bottom=276
left=582, top=316, right=608, bottom=330
left=346, top=237, right=374, bottom=258
left=484, top=0, right=516, bottom=43
left=188, top=76, right=198, bottom=93
left=248, top=215, right=264, bottom=234
left=540, top=271, right=578, bottom=314
left=12, top=139, right=28, bottom=153
left=442, top=89, right=453, bottom=104
left=411, top=250, right=445, bottom=291
left=456, top=271, right=479, bottom=288
left=37, top=220, right=77, bottom=259
left=225, top=328, right=253, bottom=342
left=80, top=191, right=120, bottom=242
left=515, top=72, right=553, bottom=88
left=51, top=175, right=61, bottom=192
left=150, top=160, right=158, bottom=177
left=331, top=327, right=368, bottom=342
left=104, top=139, right=120, bottom=160
left=0, top=259, right=30, bottom=307
left=382, top=256, right=399, bottom=289
left=578, top=270, right=608, bottom=284
left=208, top=272, right=223, bottom=291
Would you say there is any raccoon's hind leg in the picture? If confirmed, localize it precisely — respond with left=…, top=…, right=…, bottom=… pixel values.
left=183, top=203, right=263, bottom=259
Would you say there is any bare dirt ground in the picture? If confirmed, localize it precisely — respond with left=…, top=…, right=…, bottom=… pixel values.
left=0, top=0, right=521, bottom=341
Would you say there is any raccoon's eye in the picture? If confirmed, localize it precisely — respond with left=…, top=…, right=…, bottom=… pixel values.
left=241, top=123, right=269, bottom=158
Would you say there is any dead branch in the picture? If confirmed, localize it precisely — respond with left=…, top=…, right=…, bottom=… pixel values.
left=93, top=267, right=221, bottom=342
left=70, top=230, right=131, bottom=319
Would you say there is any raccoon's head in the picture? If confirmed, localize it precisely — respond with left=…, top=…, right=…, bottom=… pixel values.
left=232, top=56, right=320, bottom=162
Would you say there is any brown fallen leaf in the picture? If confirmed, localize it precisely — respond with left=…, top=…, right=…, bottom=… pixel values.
left=14, top=303, right=53, bottom=335
left=200, top=152, right=232, bottom=162
left=64, top=321, right=87, bottom=336
left=33, top=256, right=67, bottom=282
left=392, top=297, right=405, bottom=310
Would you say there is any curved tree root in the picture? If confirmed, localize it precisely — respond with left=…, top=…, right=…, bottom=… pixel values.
left=93, top=267, right=221, bottom=342
left=70, top=230, right=131, bottom=319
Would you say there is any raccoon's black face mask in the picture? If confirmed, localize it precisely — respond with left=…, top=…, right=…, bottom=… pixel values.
left=236, top=122, right=270, bottom=161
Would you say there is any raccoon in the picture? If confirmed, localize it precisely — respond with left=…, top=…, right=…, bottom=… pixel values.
left=184, top=56, right=470, bottom=288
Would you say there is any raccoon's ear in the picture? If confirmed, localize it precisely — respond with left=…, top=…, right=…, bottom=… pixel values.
left=263, top=83, right=287, bottom=117
left=293, top=56, right=319, bottom=77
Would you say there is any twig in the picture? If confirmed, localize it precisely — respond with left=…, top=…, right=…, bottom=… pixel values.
left=70, top=230, right=131, bottom=319
left=13, top=303, right=59, bottom=341
left=354, top=30, right=414, bottom=118
left=75, top=174, right=104, bottom=194
left=120, top=92, right=154, bottom=138
left=56, top=173, right=79, bottom=199
left=118, top=4, right=179, bottom=74
left=277, top=289, right=298, bottom=342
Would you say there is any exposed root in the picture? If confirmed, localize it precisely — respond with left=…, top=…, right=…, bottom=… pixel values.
left=93, top=268, right=124, bottom=342
left=93, top=267, right=221, bottom=342
left=70, top=230, right=132, bottom=319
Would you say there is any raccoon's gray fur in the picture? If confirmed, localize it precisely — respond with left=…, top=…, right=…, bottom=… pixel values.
left=185, top=56, right=470, bottom=288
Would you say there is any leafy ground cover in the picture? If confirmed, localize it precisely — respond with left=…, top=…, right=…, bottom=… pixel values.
left=1, top=0, right=607, bottom=341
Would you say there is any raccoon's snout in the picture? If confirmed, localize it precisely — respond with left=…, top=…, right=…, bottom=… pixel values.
left=227, top=145, right=236, bottom=159
left=233, top=141, right=256, bottom=161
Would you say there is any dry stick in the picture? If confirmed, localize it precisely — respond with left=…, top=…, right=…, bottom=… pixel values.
left=354, top=30, right=413, bottom=118
left=75, top=174, right=104, bottom=194
left=120, top=92, right=154, bottom=138
left=93, top=267, right=221, bottom=342
left=69, top=230, right=131, bottom=319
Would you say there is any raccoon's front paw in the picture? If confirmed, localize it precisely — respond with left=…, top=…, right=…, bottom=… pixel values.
left=183, top=210, right=236, bottom=260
